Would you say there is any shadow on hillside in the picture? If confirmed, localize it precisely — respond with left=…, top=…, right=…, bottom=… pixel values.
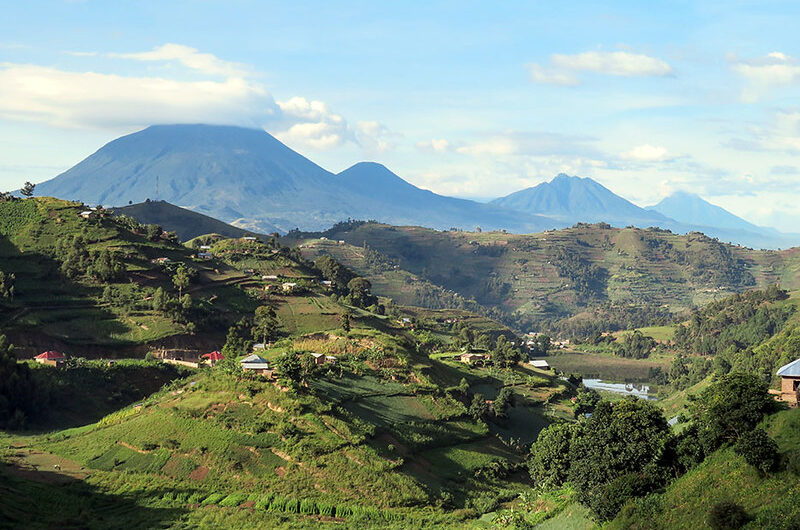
left=0, top=465, right=189, bottom=528
left=0, top=231, right=132, bottom=354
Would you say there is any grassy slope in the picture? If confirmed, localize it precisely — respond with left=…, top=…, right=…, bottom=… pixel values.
left=0, top=197, right=286, bottom=354
left=113, top=200, right=262, bottom=241
left=288, top=222, right=800, bottom=326
left=609, top=408, right=800, bottom=530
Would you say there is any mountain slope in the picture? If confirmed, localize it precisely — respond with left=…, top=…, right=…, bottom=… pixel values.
left=648, top=191, right=767, bottom=233
left=490, top=174, right=672, bottom=227
left=34, top=124, right=558, bottom=234
left=113, top=200, right=268, bottom=241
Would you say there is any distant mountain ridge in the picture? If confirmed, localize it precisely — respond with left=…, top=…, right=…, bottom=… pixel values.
left=34, top=124, right=557, bottom=234
left=32, top=123, right=798, bottom=248
left=113, top=200, right=265, bottom=241
left=489, top=173, right=672, bottom=227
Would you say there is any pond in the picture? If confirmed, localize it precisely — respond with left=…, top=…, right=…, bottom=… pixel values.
left=581, top=378, right=656, bottom=400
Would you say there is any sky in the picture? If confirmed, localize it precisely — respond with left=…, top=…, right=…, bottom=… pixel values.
left=2, top=1, right=800, bottom=230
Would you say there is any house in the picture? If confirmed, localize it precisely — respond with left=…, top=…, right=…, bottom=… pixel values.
left=151, top=257, right=171, bottom=264
left=777, top=358, right=800, bottom=406
left=282, top=282, right=298, bottom=293
left=320, top=280, right=332, bottom=287
left=252, top=343, right=266, bottom=351
left=262, top=275, right=279, bottom=281
left=398, top=317, right=412, bottom=327
left=197, top=252, right=213, bottom=259
left=309, top=353, right=337, bottom=366
left=242, top=236, right=257, bottom=241
left=199, top=245, right=212, bottom=250
left=79, top=210, right=95, bottom=219
left=529, top=359, right=551, bottom=370
left=460, top=352, right=486, bottom=365
left=35, top=350, right=66, bottom=367
left=338, top=240, right=345, bottom=245
left=201, top=351, right=225, bottom=366
left=240, top=354, right=273, bottom=377
left=310, top=353, right=327, bottom=365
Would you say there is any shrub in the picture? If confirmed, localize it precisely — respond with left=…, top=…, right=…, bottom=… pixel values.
left=587, top=472, right=657, bottom=521
left=201, top=493, right=225, bottom=506
left=708, top=501, right=749, bottom=530
left=784, top=449, right=800, bottom=476
left=734, top=428, right=778, bottom=475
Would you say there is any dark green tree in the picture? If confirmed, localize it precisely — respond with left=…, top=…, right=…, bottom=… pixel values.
left=734, top=428, right=778, bottom=475
left=528, top=422, right=579, bottom=487
left=469, top=393, right=489, bottom=421
left=221, top=318, right=253, bottom=357
left=252, top=305, right=279, bottom=343
left=690, top=372, right=775, bottom=452
left=20, top=181, right=35, bottom=197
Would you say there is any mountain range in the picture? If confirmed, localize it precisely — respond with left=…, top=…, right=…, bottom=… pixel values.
left=32, top=124, right=798, bottom=249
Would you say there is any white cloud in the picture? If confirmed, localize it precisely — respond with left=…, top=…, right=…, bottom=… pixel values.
left=726, top=109, right=800, bottom=154
left=416, top=139, right=451, bottom=152
left=0, top=62, right=277, bottom=129
left=730, top=52, right=800, bottom=101
left=620, top=144, right=672, bottom=162
left=526, top=64, right=579, bottom=86
left=0, top=44, right=393, bottom=153
left=274, top=97, right=349, bottom=150
left=355, top=120, right=395, bottom=153
left=528, top=50, right=673, bottom=85
left=110, top=43, right=250, bottom=78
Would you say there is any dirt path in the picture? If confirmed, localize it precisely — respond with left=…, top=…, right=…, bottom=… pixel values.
left=2, top=448, right=89, bottom=484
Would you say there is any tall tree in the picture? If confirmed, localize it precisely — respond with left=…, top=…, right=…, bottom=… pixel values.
left=20, top=181, right=35, bottom=197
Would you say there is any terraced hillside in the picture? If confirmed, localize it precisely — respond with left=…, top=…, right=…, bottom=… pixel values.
left=0, top=197, right=272, bottom=355
left=290, top=222, right=800, bottom=332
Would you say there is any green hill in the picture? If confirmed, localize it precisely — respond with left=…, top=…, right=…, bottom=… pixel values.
left=113, top=200, right=263, bottom=242
left=609, top=407, right=800, bottom=529
left=288, top=222, right=800, bottom=334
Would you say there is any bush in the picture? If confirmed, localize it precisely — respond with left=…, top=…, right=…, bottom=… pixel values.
left=734, top=428, right=778, bottom=475
left=784, top=449, right=800, bottom=476
left=588, top=472, right=658, bottom=521
left=708, top=501, right=749, bottom=530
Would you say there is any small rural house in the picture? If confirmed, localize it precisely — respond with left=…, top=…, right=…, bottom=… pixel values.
left=252, top=343, right=266, bottom=351
left=151, top=257, right=171, bottom=264
left=309, top=353, right=338, bottom=366
left=320, top=280, right=332, bottom=287
left=201, top=351, right=225, bottom=366
left=530, top=359, right=551, bottom=370
left=197, top=251, right=213, bottom=259
left=459, top=352, right=487, bottom=365
left=35, top=350, right=66, bottom=367
left=240, top=354, right=273, bottom=377
left=262, top=275, right=279, bottom=281
left=777, top=358, right=800, bottom=406
left=199, top=245, right=211, bottom=250
left=282, top=282, right=298, bottom=293
left=79, top=210, right=95, bottom=219
left=242, top=236, right=257, bottom=241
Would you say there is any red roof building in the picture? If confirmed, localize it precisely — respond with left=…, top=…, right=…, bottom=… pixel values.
left=35, top=351, right=65, bottom=360
left=201, top=351, right=225, bottom=365
left=35, top=350, right=66, bottom=366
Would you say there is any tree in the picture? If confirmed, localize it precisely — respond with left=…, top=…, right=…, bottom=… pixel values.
left=469, top=393, right=489, bottom=421
left=146, top=224, right=163, bottom=241
left=0, top=271, right=15, bottom=299
left=734, top=428, right=778, bottom=475
left=493, top=387, right=515, bottom=419
left=221, top=318, right=252, bottom=357
left=172, top=265, right=191, bottom=298
left=528, top=422, right=579, bottom=487
left=566, top=398, right=672, bottom=516
left=573, top=385, right=601, bottom=418
left=691, top=372, right=775, bottom=452
left=0, top=335, right=38, bottom=429
left=274, top=352, right=312, bottom=388
left=253, top=305, right=279, bottom=343
left=20, top=181, right=35, bottom=197
left=341, top=312, right=351, bottom=333
left=346, top=277, right=376, bottom=308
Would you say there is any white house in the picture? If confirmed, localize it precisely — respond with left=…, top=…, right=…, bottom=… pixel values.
left=529, top=359, right=551, bottom=370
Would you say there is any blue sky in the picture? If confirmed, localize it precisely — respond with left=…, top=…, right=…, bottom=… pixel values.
left=2, top=1, right=800, bottom=230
